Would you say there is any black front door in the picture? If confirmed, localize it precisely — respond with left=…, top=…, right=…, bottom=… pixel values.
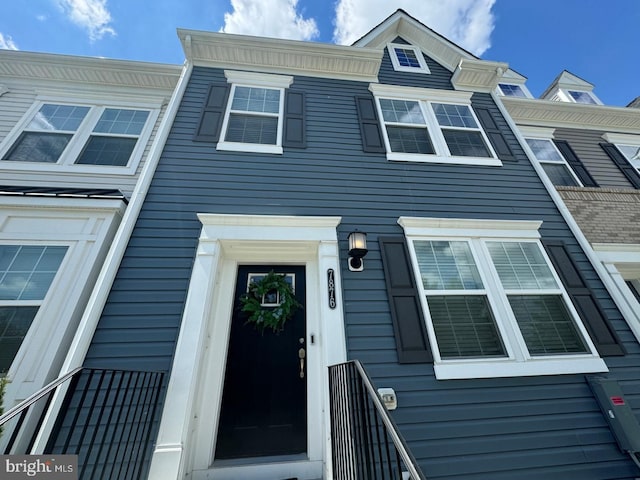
left=215, top=265, right=307, bottom=460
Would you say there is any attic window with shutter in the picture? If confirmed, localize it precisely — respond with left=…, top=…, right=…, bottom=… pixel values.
left=217, top=70, right=294, bottom=155
left=369, top=83, right=501, bottom=166
left=387, top=43, right=430, bottom=74
left=398, top=216, right=608, bottom=380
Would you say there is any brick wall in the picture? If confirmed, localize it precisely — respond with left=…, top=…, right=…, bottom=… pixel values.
left=558, top=186, right=640, bottom=244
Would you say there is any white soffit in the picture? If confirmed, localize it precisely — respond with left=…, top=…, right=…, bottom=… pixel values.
left=503, top=97, right=640, bottom=133
left=178, top=29, right=382, bottom=82
left=0, top=50, right=181, bottom=91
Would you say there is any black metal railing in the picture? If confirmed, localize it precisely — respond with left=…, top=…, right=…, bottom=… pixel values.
left=329, top=360, right=426, bottom=480
left=0, top=368, right=164, bottom=480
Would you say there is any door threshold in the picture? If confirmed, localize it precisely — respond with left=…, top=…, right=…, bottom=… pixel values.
left=192, top=458, right=323, bottom=480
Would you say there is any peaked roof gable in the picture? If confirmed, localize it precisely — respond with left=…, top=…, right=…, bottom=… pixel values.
left=353, top=9, right=507, bottom=92
left=541, top=69, right=595, bottom=99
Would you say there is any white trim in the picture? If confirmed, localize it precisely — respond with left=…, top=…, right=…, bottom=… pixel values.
left=224, top=70, right=293, bottom=89
left=30, top=62, right=194, bottom=454
left=518, top=126, right=556, bottom=138
left=387, top=43, right=430, bottom=74
left=399, top=217, right=607, bottom=380
left=492, top=91, right=640, bottom=346
left=602, top=133, right=640, bottom=145
left=149, top=214, right=345, bottom=480
left=369, top=83, right=472, bottom=103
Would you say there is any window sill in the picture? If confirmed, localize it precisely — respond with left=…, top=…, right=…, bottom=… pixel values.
left=433, top=356, right=607, bottom=380
left=387, top=152, right=502, bottom=166
left=0, top=161, right=138, bottom=176
left=216, top=141, right=283, bottom=155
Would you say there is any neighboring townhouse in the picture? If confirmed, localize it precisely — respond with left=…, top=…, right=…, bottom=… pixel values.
left=501, top=69, right=640, bottom=354
left=0, top=50, right=181, bottom=432
left=3, top=9, right=640, bottom=480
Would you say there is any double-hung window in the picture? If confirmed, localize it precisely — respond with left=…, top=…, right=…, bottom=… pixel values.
left=0, top=101, right=157, bottom=172
left=399, top=217, right=606, bottom=379
left=387, top=43, right=430, bottom=74
left=370, top=84, right=499, bottom=166
left=217, top=70, right=293, bottom=154
left=525, top=138, right=582, bottom=186
left=0, top=245, right=67, bottom=374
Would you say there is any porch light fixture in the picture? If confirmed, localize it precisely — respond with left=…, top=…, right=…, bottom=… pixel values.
left=348, top=230, right=368, bottom=272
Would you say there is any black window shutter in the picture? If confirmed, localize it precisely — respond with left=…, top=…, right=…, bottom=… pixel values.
left=283, top=90, right=306, bottom=148
left=542, top=240, right=625, bottom=356
left=355, top=95, right=385, bottom=153
left=553, top=139, right=599, bottom=187
left=378, top=236, right=433, bottom=363
left=194, top=83, right=230, bottom=142
left=600, top=142, right=640, bottom=189
left=474, top=107, right=516, bottom=161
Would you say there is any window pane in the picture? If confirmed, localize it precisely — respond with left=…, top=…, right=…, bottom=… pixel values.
left=27, top=104, right=89, bottom=131
left=487, top=242, right=557, bottom=289
left=508, top=295, right=589, bottom=355
left=0, top=246, right=67, bottom=301
left=3, top=132, right=72, bottom=163
left=76, top=136, right=138, bottom=166
left=617, top=144, right=640, bottom=162
left=525, top=139, right=563, bottom=161
left=93, top=109, right=149, bottom=135
left=442, top=130, right=491, bottom=157
left=0, top=306, right=39, bottom=374
left=394, top=47, right=421, bottom=68
left=387, top=126, right=434, bottom=154
left=415, top=240, right=483, bottom=290
left=379, top=99, right=425, bottom=124
left=568, top=91, right=596, bottom=104
left=232, top=87, right=280, bottom=114
left=428, top=295, right=506, bottom=358
left=499, top=84, right=526, bottom=97
left=432, top=104, right=477, bottom=128
left=541, top=163, right=580, bottom=186
left=226, top=114, right=278, bottom=144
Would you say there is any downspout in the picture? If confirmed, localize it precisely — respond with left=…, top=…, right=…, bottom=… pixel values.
left=31, top=60, right=194, bottom=452
left=492, top=92, right=640, bottom=344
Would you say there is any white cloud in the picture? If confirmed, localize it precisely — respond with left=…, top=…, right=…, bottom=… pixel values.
left=221, top=0, right=319, bottom=41
left=56, top=0, right=116, bottom=41
left=0, top=33, right=18, bottom=50
left=334, top=0, right=496, bottom=56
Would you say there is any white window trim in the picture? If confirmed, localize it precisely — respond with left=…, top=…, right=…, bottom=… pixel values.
left=369, top=84, right=501, bottom=166
left=0, top=96, right=161, bottom=176
left=387, top=43, right=431, bottom=74
left=525, top=138, right=583, bottom=187
left=497, top=83, right=531, bottom=99
left=553, top=88, right=602, bottom=105
left=602, top=133, right=640, bottom=171
left=216, top=70, right=293, bottom=155
left=398, top=216, right=607, bottom=380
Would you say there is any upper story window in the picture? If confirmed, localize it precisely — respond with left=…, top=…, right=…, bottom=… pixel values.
left=217, top=70, right=293, bottom=155
left=0, top=245, right=67, bottom=374
left=616, top=144, right=640, bottom=170
left=387, top=43, right=430, bottom=74
left=498, top=83, right=527, bottom=98
left=399, top=217, right=607, bottom=379
left=568, top=90, right=597, bottom=104
left=370, top=84, right=499, bottom=166
left=525, top=138, right=582, bottom=186
left=0, top=100, right=158, bottom=173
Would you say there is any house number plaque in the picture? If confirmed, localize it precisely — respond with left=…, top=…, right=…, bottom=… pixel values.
left=327, top=269, right=336, bottom=309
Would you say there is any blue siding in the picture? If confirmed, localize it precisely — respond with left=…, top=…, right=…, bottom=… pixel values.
left=84, top=61, right=640, bottom=480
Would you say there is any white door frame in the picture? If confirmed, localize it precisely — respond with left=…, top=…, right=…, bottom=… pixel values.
left=148, top=214, right=346, bottom=480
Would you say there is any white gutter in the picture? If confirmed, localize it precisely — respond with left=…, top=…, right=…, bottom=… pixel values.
left=31, top=60, right=194, bottom=452
left=493, top=92, right=640, bottom=345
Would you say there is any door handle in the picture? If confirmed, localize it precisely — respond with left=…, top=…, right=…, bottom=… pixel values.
left=298, top=347, right=306, bottom=378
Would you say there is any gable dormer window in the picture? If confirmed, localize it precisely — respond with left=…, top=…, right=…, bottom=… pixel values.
left=568, top=90, right=597, bottom=104
left=498, top=83, right=527, bottom=98
left=387, top=43, right=430, bottom=74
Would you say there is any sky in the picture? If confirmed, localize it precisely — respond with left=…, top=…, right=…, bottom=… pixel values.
left=0, top=0, right=638, bottom=106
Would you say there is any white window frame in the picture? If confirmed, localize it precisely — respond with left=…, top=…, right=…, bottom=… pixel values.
left=398, top=216, right=607, bottom=380
left=217, top=70, right=293, bottom=155
left=602, top=133, right=640, bottom=172
left=387, top=43, right=430, bottom=74
left=497, top=83, right=528, bottom=98
left=522, top=134, right=583, bottom=187
left=0, top=95, right=161, bottom=175
left=370, top=84, right=501, bottom=166
left=551, top=88, right=602, bottom=105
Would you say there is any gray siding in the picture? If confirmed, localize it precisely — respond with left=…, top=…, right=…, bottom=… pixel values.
left=87, top=64, right=640, bottom=480
left=553, top=127, right=635, bottom=189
